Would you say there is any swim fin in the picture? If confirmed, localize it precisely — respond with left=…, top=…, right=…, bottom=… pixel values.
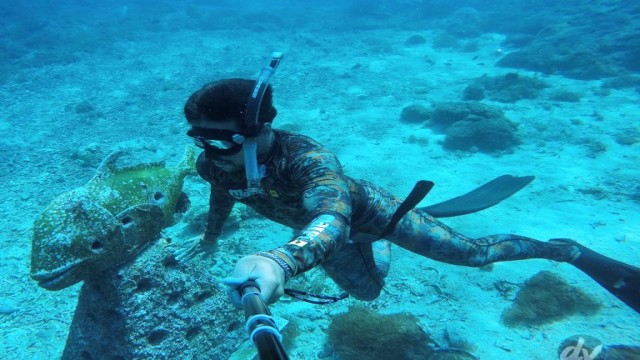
left=553, top=239, right=640, bottom=314
left=421, top=175, right=535, bottom=218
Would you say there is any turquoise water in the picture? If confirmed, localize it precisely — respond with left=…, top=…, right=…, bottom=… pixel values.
left=1, top=1, right=639, bottom=359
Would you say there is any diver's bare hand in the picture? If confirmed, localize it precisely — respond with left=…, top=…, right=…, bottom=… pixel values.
left=222, top=255, right=286, bottom=308
left=174, top=233, right=217, bottom=263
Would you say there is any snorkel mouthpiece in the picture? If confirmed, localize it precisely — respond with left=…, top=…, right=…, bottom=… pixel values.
left=244, top=52, right=283, bottom=190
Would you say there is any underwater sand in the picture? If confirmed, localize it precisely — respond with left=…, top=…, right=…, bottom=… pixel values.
left=1, top=2, right=638, bottom=359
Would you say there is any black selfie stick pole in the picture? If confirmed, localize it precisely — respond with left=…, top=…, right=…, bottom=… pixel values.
left=239, top=281, right=289, bottom=360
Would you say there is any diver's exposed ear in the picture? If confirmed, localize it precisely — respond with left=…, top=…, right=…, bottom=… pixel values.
left=258, top=123, right=274, bottom=139
left=257, top=123, right=274, bottom=152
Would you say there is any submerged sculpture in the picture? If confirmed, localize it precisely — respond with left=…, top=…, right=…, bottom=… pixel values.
left=30, top=147, right=195, bottom=290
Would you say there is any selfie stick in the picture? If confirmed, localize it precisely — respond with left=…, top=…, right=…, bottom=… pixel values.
left=239, top=281, right=290, bottom=360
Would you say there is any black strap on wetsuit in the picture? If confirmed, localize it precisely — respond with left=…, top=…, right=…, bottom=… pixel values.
left=350, top=180, right=435, bottom=292
left=283, top=288, right=349, bottom=305
left=378, top=180, right=434, bottom=240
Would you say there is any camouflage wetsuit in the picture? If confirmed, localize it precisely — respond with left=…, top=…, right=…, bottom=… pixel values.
left=197, top=130, right=578, bottom=300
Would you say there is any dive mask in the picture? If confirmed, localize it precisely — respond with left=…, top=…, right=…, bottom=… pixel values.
left=187, top=127, right=245, bottom=156
left=188, top=52, right=283, bottom=191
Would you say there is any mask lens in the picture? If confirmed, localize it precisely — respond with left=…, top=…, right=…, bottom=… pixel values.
left=192, top=136, right=207, bottom=149
left=187, top=127, right=244, bottom=156
left=208, top=140, right=236, bottom=150
left=192, top=137, right=237, bottom=150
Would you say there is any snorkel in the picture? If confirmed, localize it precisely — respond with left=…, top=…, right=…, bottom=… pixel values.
left=243, top=52, right=283, bottom=191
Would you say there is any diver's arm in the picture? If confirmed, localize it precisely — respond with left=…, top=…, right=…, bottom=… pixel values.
left=258, top=150, right=352, bottom=280
left=203, top=186, right=235, bottom=243
left=196, top=152, right=236, bottom=243
left=277, top=209, right=350, bottom=277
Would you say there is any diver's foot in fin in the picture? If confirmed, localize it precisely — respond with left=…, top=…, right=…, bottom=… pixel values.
left=372, top=240, right=391, bottom=278
left=552, top=238, right=640, bottom=313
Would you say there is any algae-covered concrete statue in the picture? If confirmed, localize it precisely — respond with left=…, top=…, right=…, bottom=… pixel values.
left=27, top=147, right=247, bottom=358
left=60, top=238, right=245, bottom=359
left=30, top=147, right=195, bottom=290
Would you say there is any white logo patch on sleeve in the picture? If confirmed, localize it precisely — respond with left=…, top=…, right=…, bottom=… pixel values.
left=288, top=214, right=335, bottom=247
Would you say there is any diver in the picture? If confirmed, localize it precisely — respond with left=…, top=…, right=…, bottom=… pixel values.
left=178, top=53, right=640, bottom=313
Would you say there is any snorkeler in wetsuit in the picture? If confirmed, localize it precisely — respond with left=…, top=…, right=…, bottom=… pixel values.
left=178, top=55, right=640, bottom=313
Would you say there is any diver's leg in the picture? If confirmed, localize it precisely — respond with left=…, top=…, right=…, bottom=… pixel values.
left=388, top=209, right=578, bottom=266
left=321, top=180, right=397, bottom=300
left=372, top=240, right=391, bottom=278
left=389, top=209, right=640, bottom=313
left=321, top=240, right=390, bottom=301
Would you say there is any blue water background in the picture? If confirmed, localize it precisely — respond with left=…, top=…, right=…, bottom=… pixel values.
left=1, top=1, right=639, bottom=359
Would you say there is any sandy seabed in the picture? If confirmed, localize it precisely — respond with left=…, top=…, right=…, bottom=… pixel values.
left=1, top=14, right=638, bottom=360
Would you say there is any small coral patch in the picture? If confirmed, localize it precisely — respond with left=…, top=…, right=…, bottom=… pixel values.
left=502, top=271, right=601, bottom=327
left=328, top=305, right=433, bottom=359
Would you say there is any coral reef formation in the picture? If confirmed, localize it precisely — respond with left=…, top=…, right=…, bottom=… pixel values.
left=327, top=305, right=481, bottom=359
left=400, top=104, right=432, bottom=123
left=548, top=90, right=582, bottom=103
left=328, top=305, right=433, bottom=359
left=491, top=2, right=640, bottom=79
left=428, top=102, right=520, bottom=152
left=502, top=271, right=601, bottom=327
left=404, top=34, right=427, bottom=46
left=462, top=73, right=548, bottom=103
left=437, top=7, right=483, bottom=39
